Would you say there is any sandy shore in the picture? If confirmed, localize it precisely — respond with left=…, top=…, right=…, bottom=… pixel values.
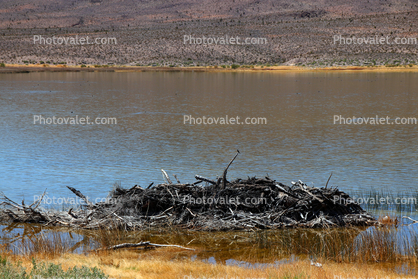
left=1, top=64, right=418, bottom=74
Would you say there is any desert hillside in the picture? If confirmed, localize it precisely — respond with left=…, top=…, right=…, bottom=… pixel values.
left=1, top=0, right=417, bottom=66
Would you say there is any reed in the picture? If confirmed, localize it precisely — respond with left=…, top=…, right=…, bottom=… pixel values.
left=3, top=225, right=418, bottom=265
left=2, top=223, right=418, bottom=278
left=352, top=189, right=418, bottom=214
left=2, top=207, right=418, bottom=276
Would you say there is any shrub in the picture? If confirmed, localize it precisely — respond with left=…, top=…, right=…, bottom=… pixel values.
left=231, top=64, right=239, bottom=69
left=0, top=63, right=5, bottom=67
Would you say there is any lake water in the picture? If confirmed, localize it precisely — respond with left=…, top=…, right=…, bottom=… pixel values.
left=1, top=71, right=417, bottom=206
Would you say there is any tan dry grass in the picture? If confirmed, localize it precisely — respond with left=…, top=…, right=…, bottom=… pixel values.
left=1, top=248, right=416, bottom=279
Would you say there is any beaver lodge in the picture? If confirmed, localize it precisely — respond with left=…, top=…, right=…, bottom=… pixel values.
left=0, top=152, right=376, bottom=231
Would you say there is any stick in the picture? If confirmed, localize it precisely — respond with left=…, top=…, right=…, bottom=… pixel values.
left=325, top=172, right=333, bottom=189
left=0, top=192, right=24, bottom=209
left=221, top=150, right=240, bottom=189
left=66, top=186, right=94, bottom=207
left=402, top=216, right=418, bottom=223
left=96, top=241, right=195, bottom=251
left=29, top=189, right=47, bottom=210
left=68, top=208, right=78, bottom=219
left=275, top=184, right=301, bottom=200
left=195, top=175, right=216, bottom=185
left=161, top=169, right=172, bottom=184
left=186, top=207, right=196, bottom=217
left=299, top=184, right=324, bottom=203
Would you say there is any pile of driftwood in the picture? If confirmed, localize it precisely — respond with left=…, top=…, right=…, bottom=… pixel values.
left=0, top=152, right=376, bottom=231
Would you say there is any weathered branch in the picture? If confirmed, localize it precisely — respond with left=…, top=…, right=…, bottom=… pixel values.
left=96, top=241, right=195, bottom=251
left=325, top=172, right=333, bottom=189
left=195, top=175, right=216, bottom=185
left=66, top=186, right=94, bottom=207
left=221, top=150, right=240, bottom=189
left=161, top=169, right=172, bottom=184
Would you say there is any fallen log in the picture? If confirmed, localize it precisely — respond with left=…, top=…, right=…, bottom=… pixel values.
left=95, top=241, right=195, bottom=251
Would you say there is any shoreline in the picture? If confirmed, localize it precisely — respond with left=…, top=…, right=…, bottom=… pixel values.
left=1, top=64, right=418, bottom=74
left=1, top=250, right=415, bottom=279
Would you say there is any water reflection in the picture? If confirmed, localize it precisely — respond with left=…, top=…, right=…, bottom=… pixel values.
left=1, top=222, right=418, bottom=275
left=0, top=72, right=417, bottom=205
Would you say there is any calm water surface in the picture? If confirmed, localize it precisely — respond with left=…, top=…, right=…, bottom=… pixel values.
left=0, top=71, right=417, bottom=204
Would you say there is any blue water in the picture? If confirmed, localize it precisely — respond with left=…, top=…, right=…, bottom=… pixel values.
left=0, top=71, right=417, bottom=208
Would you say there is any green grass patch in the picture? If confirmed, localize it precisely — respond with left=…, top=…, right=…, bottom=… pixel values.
left=0, top=256, right=108, bottom=279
